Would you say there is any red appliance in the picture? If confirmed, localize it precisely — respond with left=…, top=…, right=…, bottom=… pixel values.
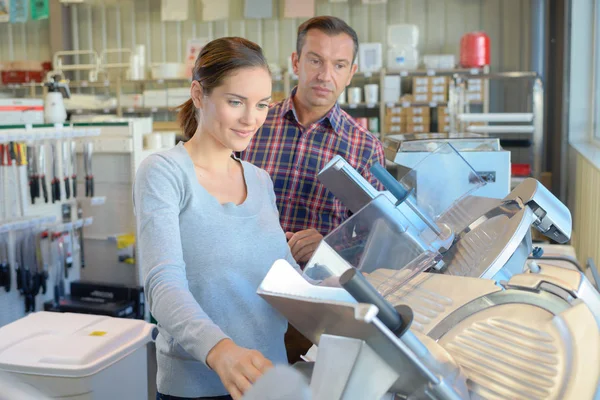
left=460, top=32, right=491, bottom=68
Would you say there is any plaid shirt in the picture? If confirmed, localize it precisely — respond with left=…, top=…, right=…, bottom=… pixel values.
left=240, top=89, right=385, bottom=237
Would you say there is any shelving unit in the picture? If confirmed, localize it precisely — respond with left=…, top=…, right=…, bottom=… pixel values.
left=0, top=67, right=488, bottom=135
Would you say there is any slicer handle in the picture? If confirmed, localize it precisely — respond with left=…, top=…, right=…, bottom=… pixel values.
left=339, top=268, right=404, bottom=333
left=370, top=162, right=411, bottom=204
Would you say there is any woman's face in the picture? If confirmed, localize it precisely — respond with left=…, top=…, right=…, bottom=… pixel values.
left=194, top=67, right=272, bottom=152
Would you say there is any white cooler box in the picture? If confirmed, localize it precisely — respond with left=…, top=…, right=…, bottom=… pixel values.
left=0, top=312, right=157, bottom=400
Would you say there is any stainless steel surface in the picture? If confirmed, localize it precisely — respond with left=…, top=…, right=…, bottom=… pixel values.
left=366, top=272, right=500, bottom=335
left=506, top=177, right=572, bottom=243
left=441, top=200, right=536, bottom=280
left=317, top=156, right=379, bottom=214
left=258, top=260, right=468, bottom=399
left=437, top=300, right=599, bottom=400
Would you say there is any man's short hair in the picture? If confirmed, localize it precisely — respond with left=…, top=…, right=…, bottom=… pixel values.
left=296, top=16, right=359, bottom=63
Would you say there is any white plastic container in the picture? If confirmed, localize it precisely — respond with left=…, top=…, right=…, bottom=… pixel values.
left=0, top=312, right=157, bottom=400
left=358, top=42, right=383, bottom=74
left=387, top=24, right=419, bottom=47
left=387, top=46, right=420, bottom=71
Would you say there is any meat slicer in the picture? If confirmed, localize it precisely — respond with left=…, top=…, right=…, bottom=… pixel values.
left=257, top=144, right=600, bottom=399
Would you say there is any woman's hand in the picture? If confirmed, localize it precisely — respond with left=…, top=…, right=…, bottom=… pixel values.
left=206, top=339, right=273, bottom=400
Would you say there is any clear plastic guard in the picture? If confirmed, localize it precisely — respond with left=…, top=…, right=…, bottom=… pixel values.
left=400, top=138, right=501, bottom=152
left=398, top=142, right=486, bottom=221
left=303, top=196, right=441, bottom=288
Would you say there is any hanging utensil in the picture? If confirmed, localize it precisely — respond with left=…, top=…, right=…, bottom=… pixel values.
left=0, top=234, right=10, bottom=292
left=62, top=140, right=70, bottom=200
left=38, top=144, right=49, bottom=204
left=71, top=140, right=77, bottom=198
left=50, top=142, right=60, bottom=203
left=84, top=141, right=94, bottom=197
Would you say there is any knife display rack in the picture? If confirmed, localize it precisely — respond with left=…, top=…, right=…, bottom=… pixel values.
left=0, top=125, right=101, bottom=327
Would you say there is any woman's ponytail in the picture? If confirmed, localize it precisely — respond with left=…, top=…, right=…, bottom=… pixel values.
left=177, top=98, right=198, bottom=140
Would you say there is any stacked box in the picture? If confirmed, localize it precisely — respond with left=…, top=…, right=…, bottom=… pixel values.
left=412, top=76, right=449, bottom=103
left=404, top=106, right=431, bottom=133
left=465, top=78, right=483, bottom=102
left=384, top=106, right=405, bottom=134
left=437, top=106, right=450, bottom=132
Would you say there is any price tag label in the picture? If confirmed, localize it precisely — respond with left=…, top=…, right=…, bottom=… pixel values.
left=151, top=107, right=158, bottom=112
left=349, top=104, right=358, bottom=109
left=400, top=71, right=409, bottom=77
left=427, top=69, right=435, bottom=76
left=402, top=102, right=411, bottom=108
left=127, top=108, right=134, bottom=113
left=470, top=68, right=479, bottom=75
left=81, top=81, right=88, bottom=87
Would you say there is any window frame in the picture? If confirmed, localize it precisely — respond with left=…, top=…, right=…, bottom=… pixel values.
left=593, top=0, right=600, bottom=141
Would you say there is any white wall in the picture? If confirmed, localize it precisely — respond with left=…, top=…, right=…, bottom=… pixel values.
left=0, top=0, right=533, bottom=74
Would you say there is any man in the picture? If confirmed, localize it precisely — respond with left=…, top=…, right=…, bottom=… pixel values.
left=241, top=16, right=385, bottom=265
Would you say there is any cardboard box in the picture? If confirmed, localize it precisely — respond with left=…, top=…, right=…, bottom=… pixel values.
left=385, top=115, right=404, bottom=125
left=430, top=85, right=447, bottom=94
left=414, top=93, right=429, bottom=103
left=438, top=114, right=451, bottom=124
left=386, top=106, right=403, bottom=115
left=405, top=115, right=430, bottom=125
left=430, top=76, right=449, bottom=86
left=387, top=125, right=405, bottom=133
left=405, top=123, right=430, bottom=133
left=414, top=85, right=429, bottom=94
left=429, top=93, right=448, bottom=103
left=404, top=107, right=431, bottom=117
left=413, top=77, right=430, bottom=87
left=438, top=106, right=449, bottom=115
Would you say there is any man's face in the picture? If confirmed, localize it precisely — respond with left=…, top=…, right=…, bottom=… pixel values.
left=292, top=29, right=357, bottom=109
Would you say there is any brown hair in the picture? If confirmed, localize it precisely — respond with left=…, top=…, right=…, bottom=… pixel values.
left=296, top=16, right=359, bottom=63
left=177, top=37, right=270, bottom=139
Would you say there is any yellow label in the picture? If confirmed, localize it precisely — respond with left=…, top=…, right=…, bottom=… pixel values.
left=89, top=331, right=107, bottom=336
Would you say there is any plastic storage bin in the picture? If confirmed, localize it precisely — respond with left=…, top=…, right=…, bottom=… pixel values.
left=0, top=312, right=157, bottom=400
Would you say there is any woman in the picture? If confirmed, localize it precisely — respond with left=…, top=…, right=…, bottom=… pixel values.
left=133, top=37, right=299, bottom=400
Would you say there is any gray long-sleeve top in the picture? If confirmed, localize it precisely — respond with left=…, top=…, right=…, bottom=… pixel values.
left=133, top=142, right=298, bottom=397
